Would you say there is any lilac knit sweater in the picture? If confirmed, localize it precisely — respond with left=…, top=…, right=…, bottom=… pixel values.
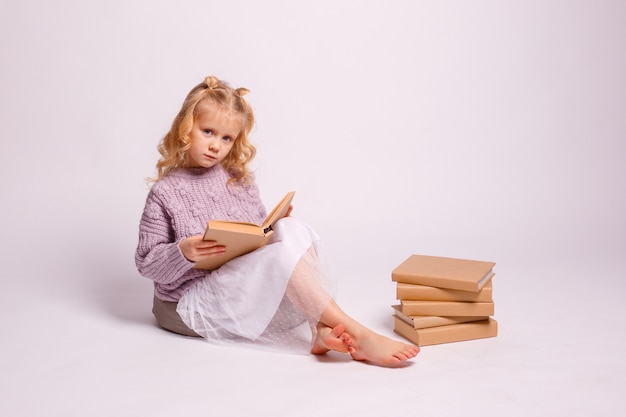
left=135, top=165, right=268, bottom=301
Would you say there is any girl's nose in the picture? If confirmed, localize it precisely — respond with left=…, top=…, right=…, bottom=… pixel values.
left=208, top=140, right=220, bottom=152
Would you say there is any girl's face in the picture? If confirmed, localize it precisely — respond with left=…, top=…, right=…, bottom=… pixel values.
left=187, top=102, right=242, bottom=169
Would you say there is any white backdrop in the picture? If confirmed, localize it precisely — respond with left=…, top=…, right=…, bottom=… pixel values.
left=1, top=1, right=625, bottom=416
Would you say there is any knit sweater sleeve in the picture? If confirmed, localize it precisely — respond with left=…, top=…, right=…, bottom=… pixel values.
left=135, top=189, right=195, bottom=285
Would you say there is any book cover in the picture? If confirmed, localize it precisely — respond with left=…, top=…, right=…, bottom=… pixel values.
left=392, top=254, right=495, bottom=292
left=391, top=305, right=489, bottom=329
left=393, top=316, right=498, bottom=346
left=396, top=281, right=493, bottom=302
left=194, top=191, right=295, bottom=270
left=399, top=300, right=495, bottom=317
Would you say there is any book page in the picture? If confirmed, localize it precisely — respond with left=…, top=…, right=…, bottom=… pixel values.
left=262, top=191, right=295, bottom=231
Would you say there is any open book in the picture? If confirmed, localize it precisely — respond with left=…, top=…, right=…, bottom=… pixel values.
left=193, top=191, right=295, bottom=270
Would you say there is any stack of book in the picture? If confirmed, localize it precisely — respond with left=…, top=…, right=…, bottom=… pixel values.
left=391, top=254, right=498, bottom=346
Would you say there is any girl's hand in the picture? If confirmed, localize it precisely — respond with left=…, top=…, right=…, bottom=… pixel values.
left=179, top=235, right=225, bottom=262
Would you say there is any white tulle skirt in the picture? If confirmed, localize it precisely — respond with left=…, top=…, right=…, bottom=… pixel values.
left=176, top=217, right=336, bottom=354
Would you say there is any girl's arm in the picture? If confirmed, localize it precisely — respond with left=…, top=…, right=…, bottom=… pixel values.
left=135, top=193, right=195, bottom=284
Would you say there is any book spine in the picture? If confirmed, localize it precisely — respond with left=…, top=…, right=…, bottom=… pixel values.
left=393, top=311, right=490, bottom=329
left=392, top=272, right=486, bottom=292
left=393, top=317, right=498, bottom=346
left=396, top=282, right=493, bottom=302
left=400, top=300, right=495, bottom=317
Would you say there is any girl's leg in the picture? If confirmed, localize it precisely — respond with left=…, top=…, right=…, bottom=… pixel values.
left=285, top=248, right=420, bottom=365
left=317, top=300, right=420, bottom=365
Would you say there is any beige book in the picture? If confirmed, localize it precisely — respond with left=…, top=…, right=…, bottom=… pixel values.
left=194, top=191, right=295, bottom=270
left=392, top=254, right=495, bottom=292
left=396, top=281, right=493, bottom=302
left=391, top=305, right=488, bottom=329
left=393, top=316, right=498, bottom=346
left=400, top=300, right=494, bottom=317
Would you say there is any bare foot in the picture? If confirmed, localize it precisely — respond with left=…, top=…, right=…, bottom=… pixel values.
left=311, top=324, right=355, bottom=355
left=350, top=331, right=420, bottom=365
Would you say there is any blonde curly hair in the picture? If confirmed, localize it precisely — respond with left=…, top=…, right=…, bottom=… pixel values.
left=152, top=75, right=256, bottom=183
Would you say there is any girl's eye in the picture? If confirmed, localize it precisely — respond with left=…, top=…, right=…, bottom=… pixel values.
left=203, top=129, right=213, bottom=135
left=223, top=136, right=233, bottom=142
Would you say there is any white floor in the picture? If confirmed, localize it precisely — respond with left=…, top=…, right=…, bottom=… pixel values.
left=2, top=251, right=624, bottom=416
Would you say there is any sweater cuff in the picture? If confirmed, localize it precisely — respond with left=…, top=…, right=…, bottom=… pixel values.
left=171, top=241, right=196, bottom=272
left=145, top=242, right=195, bottom=285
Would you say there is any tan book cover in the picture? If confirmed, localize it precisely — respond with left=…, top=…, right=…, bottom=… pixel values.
left=396, top=281, right=493, bottom=302
left=392, top=254, right=495, bottom=292
left=194, top=191, right=295, bottom=270
left=400, top=300, right=495, bottom=316
left=393, top=316, right=498, bottom=346
left=391, top=305, right=489, bottom=329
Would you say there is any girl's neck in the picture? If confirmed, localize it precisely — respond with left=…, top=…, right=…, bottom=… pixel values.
left=183, top=164, right=222, bottom=175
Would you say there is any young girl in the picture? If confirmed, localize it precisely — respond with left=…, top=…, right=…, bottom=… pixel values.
left=135, top=75, right=420, bottom=365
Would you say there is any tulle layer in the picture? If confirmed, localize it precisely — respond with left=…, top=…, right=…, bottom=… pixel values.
left=176, top=217, right=336, bottom=354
